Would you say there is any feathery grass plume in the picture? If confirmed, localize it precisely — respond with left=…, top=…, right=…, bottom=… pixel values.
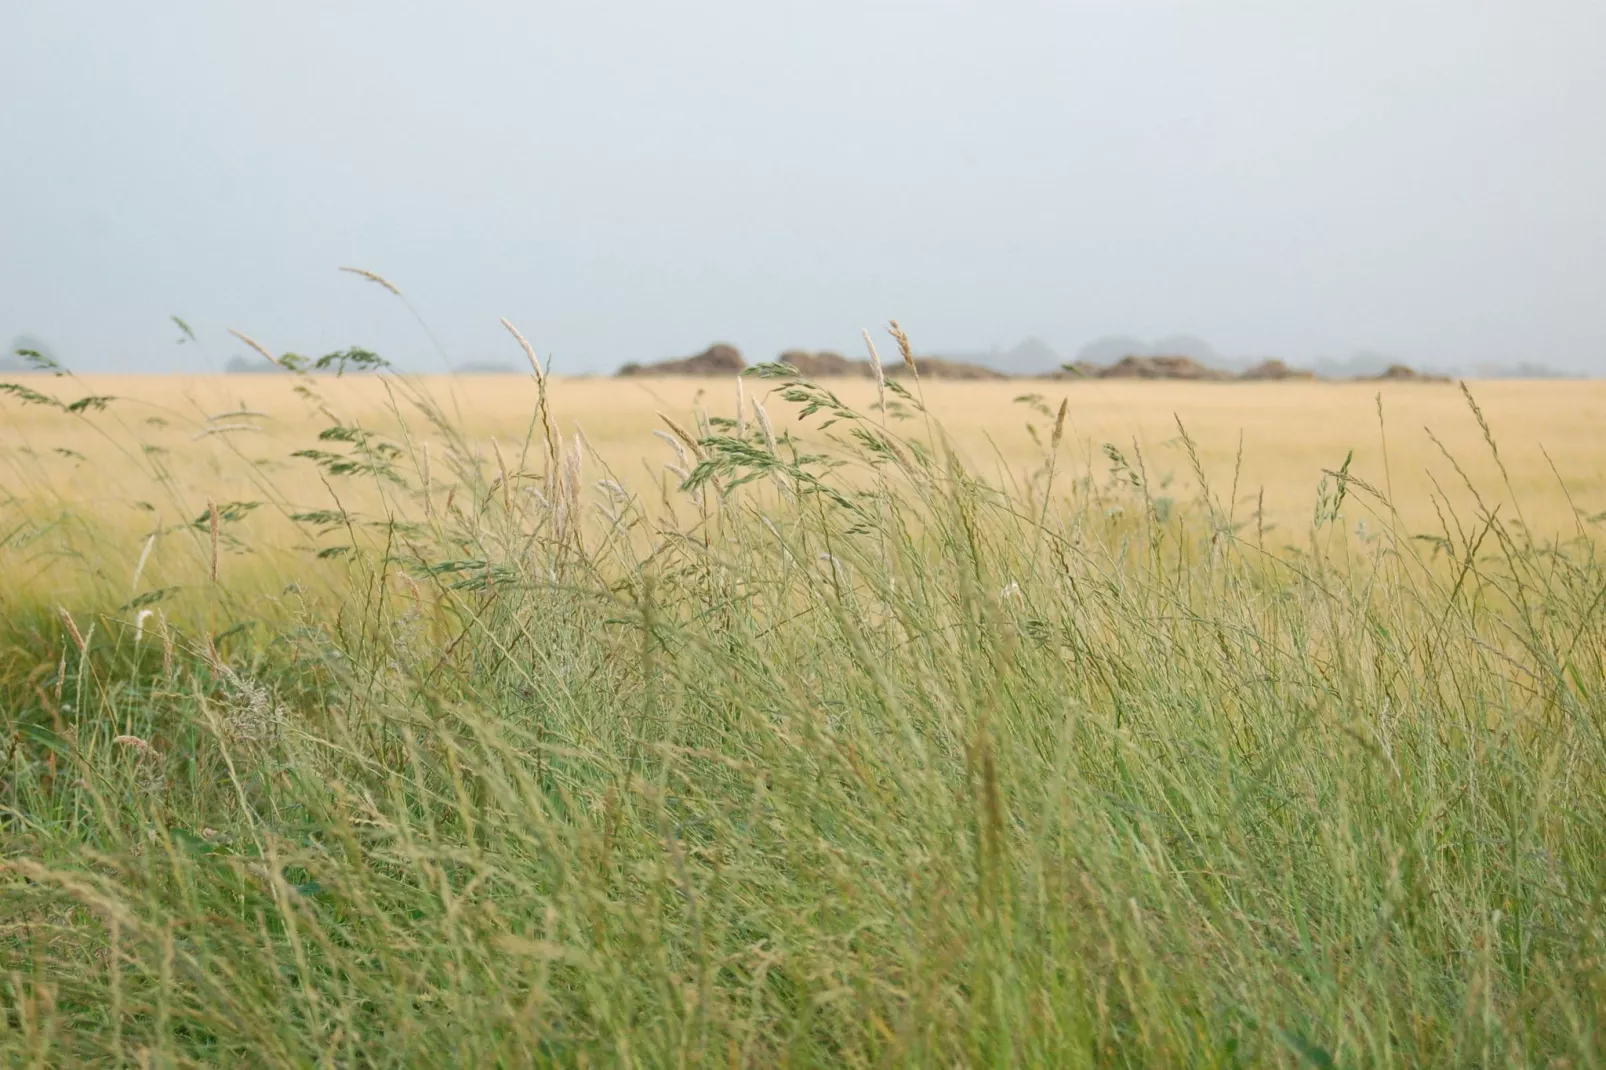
left=133, top=609, right=154, bottom=643
left=1459, top=379, right=1526, bottom=524
left=421, top=441, right=433, bottom=520
left=112, top=735, right=156, bottom=757
left=112, top=734, right=164, bottom=794
left=338, top=266, right=403, bottom=297
left=657, top=412, right=703, bottom=459
left=863, top=328, right=887, bottom=423
left=228, top=329, right=279, bottom=367
left=888, top=319, right=936, bottom=448
left=499, top=317, right=559, bottom=477
left=653, top=428, right=690, bottom=470
left=208, top=662, right=288, bottom=746
left=1029, top=396, right=1072, bottom=579
left=190, top=424, right=264, bottom=441
left=735, top=374, right=747, bottom=439
left=888, top=319, right=917, bottom=375
left=207, top=498, right=220, bottom=583
left=58, top=607, right=86, bottom=653
left=157, top=609, right=173, bottom=675
left=130, top=532, right=156, bottom=595
left=398, top=570, right=423, bottom=610
left=500, top=316, right=544, bottom=383
left=752, top=398, right=777, bottom=455
left=564, top=432, right=584, bottom=530
left=749, top=397, right=793, bottom=497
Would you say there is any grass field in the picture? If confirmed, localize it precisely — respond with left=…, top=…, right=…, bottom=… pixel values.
left=3, top=363, right=1605, bottom=1065
left=4, top=372, right=1603, bottom=543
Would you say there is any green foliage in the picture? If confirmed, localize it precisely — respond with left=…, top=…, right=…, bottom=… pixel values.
left=12, top=347, right=64, bottom=374
left=291, top=423, right=407, bottom=484
left=312, top=347, right=389, bottom=376
left=0, top=382, right=64, bottom=409
left=192, top=500, right=265, bottom=527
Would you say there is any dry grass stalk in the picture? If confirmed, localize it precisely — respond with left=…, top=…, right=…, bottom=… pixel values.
left=58, top=607, right=86, bottom=653
left=159, top=610, right=173, bottom=676
left=653, top=429, right=690, bottom=470
left=657, top=412, right=703, bottom=460
left=863, top=329, right=887, bottom=422
left=207, top=498, right=220, bottom=583
left=753, top=400, right=777, bottom=456
left=217, top=670, right=288, bottom=746
left=112, top=735, right=156, bottom=757
left=190, top=425, right=263, bottom=441
left=564, top=432, right=584, bottom=530
left=228, top=330, right=279, bottom=368
left=751, top=399, right=792, bottom=496
left=499, top=317, right=545, bottom=383
left=130, top=533, right=155, bottom=595
left=421, top=442, right=433, bottom=520
left=499, top=317, right=560, bottom=480
left=888, top=320, right=916, bottom=375
left=398, top=570, right=423, bottom=609
left=1051, top=398, right=1068, bottom=452
left=491, top=436, right=512, bottom=513
left=338, top=266, right=403, bottom=296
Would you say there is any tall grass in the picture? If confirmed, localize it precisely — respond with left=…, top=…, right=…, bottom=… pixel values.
left=2, top=348, right=1604, bottom=1067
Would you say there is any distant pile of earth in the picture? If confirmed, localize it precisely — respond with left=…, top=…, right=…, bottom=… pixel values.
left=618, top=345, right=1010, bottom=381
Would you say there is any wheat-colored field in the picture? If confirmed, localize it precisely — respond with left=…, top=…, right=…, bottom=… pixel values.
left=3, top=372, right=1602, bottom=540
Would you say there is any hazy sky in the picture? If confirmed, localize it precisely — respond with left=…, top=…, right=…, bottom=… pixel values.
left=3, top=2, right=1604, bottom=374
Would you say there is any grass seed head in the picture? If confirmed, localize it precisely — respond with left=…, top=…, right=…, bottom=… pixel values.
left=58, top=607, right=86, bottom=653
left=500, top=318, right=544, bottom=383
left=338, top=265, right=403, bottom=296
left=863, top=329, right=887, bottom=415
left=227, top=329, right=280, bottom=368
left=889, top=320, right=916, bottom=374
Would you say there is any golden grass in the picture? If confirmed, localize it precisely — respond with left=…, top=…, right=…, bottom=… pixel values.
left=3, top=373, right=1601, bottom=534
left=1, top=370, right=1601, bottom=622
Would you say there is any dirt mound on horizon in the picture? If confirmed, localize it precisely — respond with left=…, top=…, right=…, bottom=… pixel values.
left=778, top=350, right=1006, bottom=380
left=1094, top=355, right=1232, bottom=381
left=1239, top=359, right=1315, bottom=381
left=617, top=343, right=745, bottom=377
left=1369, top=363, right=1450, bottom=383
left=779, top=350, right=874, bottom=378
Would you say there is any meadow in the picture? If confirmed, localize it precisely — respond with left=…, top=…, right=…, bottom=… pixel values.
left=2, top=355, right=1605, bottom=1065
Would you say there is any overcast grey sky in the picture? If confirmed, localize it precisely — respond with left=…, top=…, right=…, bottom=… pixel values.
left=3, top=1, right=1603, bottom=374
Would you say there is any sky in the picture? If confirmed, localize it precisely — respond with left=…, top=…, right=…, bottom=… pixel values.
left=2, top=1, right=1604, bottom=375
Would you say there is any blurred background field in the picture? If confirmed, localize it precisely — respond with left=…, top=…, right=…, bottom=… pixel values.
left=8, top=374, right=1601, bottom=510
left=3, top=373, right=1602, bottom=593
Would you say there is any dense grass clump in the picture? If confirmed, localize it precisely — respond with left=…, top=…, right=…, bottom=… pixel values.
left=2, top=356, right=1604, bottom=1067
